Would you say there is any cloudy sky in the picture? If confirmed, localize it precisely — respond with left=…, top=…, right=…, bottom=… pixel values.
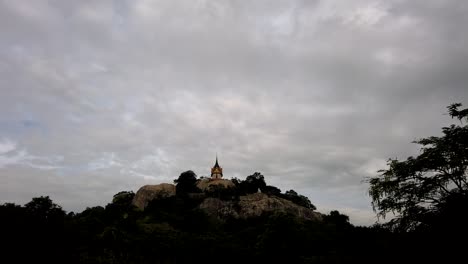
left=1, top=0, right=467, bottom=225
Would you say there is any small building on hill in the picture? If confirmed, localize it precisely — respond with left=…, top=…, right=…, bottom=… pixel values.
left=211, top=156, right=223, bottom=179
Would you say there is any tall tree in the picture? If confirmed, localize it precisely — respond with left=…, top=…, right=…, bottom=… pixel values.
left=243, top=172, right=267, bottom=193
left=368, top=103, right=468, bottom=231
left=25, top=196, right=65, bottom=222
left=174, top=170, right=200, bottom=195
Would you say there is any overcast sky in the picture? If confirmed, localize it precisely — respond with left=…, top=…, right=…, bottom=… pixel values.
left=1, top=0, right=467, bottom=225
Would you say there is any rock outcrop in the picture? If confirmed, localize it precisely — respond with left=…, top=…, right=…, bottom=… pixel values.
left=132, top=183, right=176, bottom=209
left=196, top=178, right=235, bottom=191
left=133, top=180, right=322, bottom=221
left=198, top=193, right=322, bottom=221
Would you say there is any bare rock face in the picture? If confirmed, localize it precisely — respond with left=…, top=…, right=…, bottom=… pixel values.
left=132, top=183, right=176, bottom=210
left=133, top=180, right=322, bottom=221
left=199, top=193, right=322, bottom=221
left=196, top=178, right=235, bottom=191
left=198, top=197, right=239, bottom=218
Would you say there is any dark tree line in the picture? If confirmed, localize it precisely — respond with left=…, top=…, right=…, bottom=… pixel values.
left=1, top=173, right=388, bottom=264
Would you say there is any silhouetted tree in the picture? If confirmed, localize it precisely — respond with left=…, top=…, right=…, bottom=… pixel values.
left=231, top=177, right=241, bottom=186
left=112, top=191, right=135, bottom=205
left=17, top=196, right=68, bottom=262
left=368, top=103, right=468, bottom=231
left=106, top=191, right=137, bottom=225
left=25, top=196, right=65, bottom=222
left=284, top=190, right=317, bottom=210
left=241, top=172, right=267, bottom=194
left=263, top=185, right=281, bottom=195
left=174, top=170, right=200, bottom=195
left=323, top=210, right=351, bottom=229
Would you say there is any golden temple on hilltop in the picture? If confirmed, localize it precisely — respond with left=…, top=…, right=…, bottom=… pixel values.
left=211, top=155, right=223, bottom=179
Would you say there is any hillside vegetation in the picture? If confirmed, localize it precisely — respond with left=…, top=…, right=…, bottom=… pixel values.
left=1, top=172, right=388, bottom=264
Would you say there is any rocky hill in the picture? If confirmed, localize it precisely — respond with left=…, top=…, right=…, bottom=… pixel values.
left=198, top=193, right=322, bottom=221
left=196, top=178, right=235, bottom=191
left=132, top=179, right=322, bottom=221
left=132, top=183, right=176, bottom=209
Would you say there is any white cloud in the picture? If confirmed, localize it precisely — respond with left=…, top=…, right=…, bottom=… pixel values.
left=0, top=138, right=16, bottom=154
left=0, top=141, right=62, bottom=170
left=120, top=148, right=174, bottom=182
left=358, top=158, right=387, bottom=177
left=344, top=2, right=388, bottom=27
left=87, top=152, right=123, bottom=171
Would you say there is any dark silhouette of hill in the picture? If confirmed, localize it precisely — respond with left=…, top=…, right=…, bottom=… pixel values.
left=1, top=172, right=389, bottom=264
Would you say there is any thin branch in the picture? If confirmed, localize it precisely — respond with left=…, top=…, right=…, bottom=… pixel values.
left=436, top=182, right=451, bottom=195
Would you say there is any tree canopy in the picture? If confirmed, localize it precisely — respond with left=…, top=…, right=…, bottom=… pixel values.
left=243, top=172, right=267, bottom=193
left=1, top=194, right=387, bottom=263
left=284, top=190, right=316, bottom=210
left=368, top=103, right=468, bottom=231
left=174, top=170, right=200, bottom=195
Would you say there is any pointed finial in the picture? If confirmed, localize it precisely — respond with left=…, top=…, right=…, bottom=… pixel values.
left=215, top=153, right=219, bottom=167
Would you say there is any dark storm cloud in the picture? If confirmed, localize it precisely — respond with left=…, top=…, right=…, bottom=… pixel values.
left=1, top=0, right=467, bottom=225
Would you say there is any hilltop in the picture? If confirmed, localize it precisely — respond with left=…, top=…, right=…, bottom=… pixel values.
left=132, top=171, right=322, bottom=221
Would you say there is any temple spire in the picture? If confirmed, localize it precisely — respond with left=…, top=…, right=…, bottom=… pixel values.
left=215, top=154, right=219, bottom=167
left=211, top=154, right=223, bottom=179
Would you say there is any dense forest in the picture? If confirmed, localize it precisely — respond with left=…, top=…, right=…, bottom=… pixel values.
left=1, top=104, right=466, bottom=263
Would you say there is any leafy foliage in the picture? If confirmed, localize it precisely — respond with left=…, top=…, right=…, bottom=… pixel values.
left=7, top=159, right=439, bottom=263
left=240, top=172, right=267, bottom=194
left=225, top=172, right=316, bottom=210
left=262, top=185, right=282, bottom=195
left=283, top=190, right=317, bottom=210
left=25, top=195, right=65, bottom=221
left=323, top=210, right=352, bottom=230
left=1, top=170, right=380, bottom=263
left=112, top=191, right=135, bottom=204
left=174, top=170, right=201, bottom=195
left=5, top=175, right=445, bottom=263
left=368, top=103, right=468, bottom=231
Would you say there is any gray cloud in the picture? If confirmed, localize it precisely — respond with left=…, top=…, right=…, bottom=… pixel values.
left=1, top=0, right=467, bottom=225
